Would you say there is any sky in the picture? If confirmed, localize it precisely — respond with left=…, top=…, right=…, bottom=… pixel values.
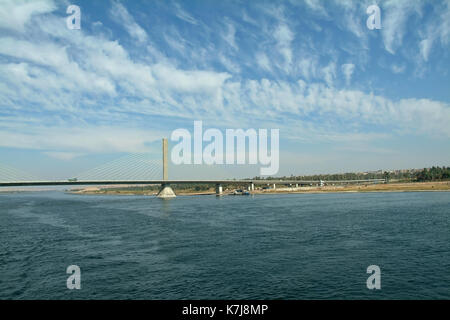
left=0, top=0, right=449, bottom=180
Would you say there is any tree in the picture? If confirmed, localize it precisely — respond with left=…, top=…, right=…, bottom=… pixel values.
left=384, top=171, right=390, bottom=183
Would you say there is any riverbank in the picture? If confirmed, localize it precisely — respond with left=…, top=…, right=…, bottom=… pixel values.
left=259, top=181, right=450, bottom=194
left=68, top=181, right=450, bottom=196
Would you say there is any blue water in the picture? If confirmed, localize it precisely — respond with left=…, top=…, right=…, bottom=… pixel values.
left=0, top=191, right=449, bottom=299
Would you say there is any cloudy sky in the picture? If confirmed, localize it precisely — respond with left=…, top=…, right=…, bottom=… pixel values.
left=0, top=0, right=449, bottom=179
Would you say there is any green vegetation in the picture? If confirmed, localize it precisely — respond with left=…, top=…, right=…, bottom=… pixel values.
left=253, top=166, right=450, bottom=182
left=415, top=166, right=450, bottom=181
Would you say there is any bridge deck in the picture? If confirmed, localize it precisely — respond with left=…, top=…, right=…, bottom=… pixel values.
left=0, top=179, right=385, bottom=187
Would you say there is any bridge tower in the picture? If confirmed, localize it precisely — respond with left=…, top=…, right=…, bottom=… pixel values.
left=157, top=138, right=176, bottom=198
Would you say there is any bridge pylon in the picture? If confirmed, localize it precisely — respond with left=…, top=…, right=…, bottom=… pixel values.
left=157, top=138, right=176, bottom=198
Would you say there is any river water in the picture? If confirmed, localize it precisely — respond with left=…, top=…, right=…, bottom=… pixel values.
left=0, top=191, right=449, bottom=299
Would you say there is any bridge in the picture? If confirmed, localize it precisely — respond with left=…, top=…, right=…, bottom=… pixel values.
left=0, top=139, right=386, bottom=198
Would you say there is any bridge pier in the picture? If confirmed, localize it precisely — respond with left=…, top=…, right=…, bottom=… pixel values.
left=273, top=184, right=276, bottom=189
left=157, top=183, right=176, bottom=198
left=215, top=183, right=223, bottom=196
left=157, top=138, right=176, bottom=198
left=250, top=183, right=255, bottom=191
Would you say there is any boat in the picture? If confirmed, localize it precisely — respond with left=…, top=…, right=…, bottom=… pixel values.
left=231, top=189, right=251, bottom=195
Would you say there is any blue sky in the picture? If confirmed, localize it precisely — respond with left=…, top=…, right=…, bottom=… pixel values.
left=0, top=0, right=449, bottom=179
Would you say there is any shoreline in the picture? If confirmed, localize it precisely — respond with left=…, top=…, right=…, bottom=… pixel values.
left=66, top=181, right=450, bottom=196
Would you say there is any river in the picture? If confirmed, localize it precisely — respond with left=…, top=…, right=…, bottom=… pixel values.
left=1, top=191, right=449, bottom=299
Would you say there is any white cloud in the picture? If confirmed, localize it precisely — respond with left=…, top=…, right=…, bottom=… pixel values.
left=174, top=2, right=199, bottom=25
left=222, top=20, right=238, bottom=50
left=152, top=64, right=230, bottom=93
left=303, top=0, right=328, bottom=16
left=256, top=52, right=272, bottom=72
left=273, top=23, right=294, bottom=72
left=218, top=53, right=241, bottom=73
left=321, top=62, right=336, bottom=87
left=44, top=152, right=84, bottom=161
left=341, top=5, right=366, bottom=40
left=242, top=10, right=258, bottom=26
left=391, top=64, right=406, bottom=74
left=297, top=57, right=318, bottom=80
left=0, top=125, right=163, bottom=154
left=163, top=28, right=187, bottom=54
left=417, top=1, right=450, bottom=62
left=439, top=1, right=450, bottom=45
left=0, top=0, right=449, bottom=161
left=110, top=1, right=148, bottom=43
left=0, top=37, right=69, bottom=67
left=341, top=63, right=355, bottom=84
left=222, top=79, right=450, bottom=139
left=419, top=38, right=433, bottom=61
left=0, top=0, right=56, bottom=32
left=381, top=0, right=422, bottom=54
left=0, top=11, right=232, bottom=126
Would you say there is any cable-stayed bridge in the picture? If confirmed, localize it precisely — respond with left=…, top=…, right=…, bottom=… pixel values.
left=0, top=139, right=386, bottom=198
left=76, top=153, right=163, bottom=181
left=0, top=153, right=164, bottom=183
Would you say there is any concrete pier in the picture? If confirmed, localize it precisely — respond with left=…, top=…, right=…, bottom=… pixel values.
left=216, top=183, right=223, bottom=196
left=157, top=138, right=176, bottom=198
left=215, top=183, right=223, bottom=196
left=157, top=183, right=176, bottom=198
left=163, top=138, right=168, bottom=181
